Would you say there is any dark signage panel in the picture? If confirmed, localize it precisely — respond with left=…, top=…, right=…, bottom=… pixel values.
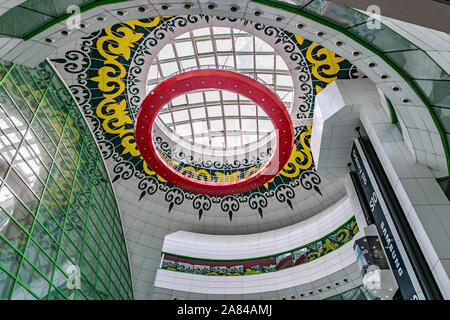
left=351, top=142, right=418, bottom=300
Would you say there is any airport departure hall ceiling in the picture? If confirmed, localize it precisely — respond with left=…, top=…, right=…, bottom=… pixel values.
left=50, top=15, right=365, bottom=227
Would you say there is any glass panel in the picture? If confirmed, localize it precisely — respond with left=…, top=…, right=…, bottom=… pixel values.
left=0, top=206, right=29, bottom=253
left=158, top=44, right=175, bottom=60
left=171, top=95, right=187, bottom=107
left=190, top=108, right=206, bottom=120
left=210, top=120, right=223, bottom=131
left=172, top=110, right=189, bottom=122
left=187, top=92, right=203, bottom=104
left=241, top=119, right=257, bottom=133
left=207, top=106, right=222, bottom=118
left=241, top=105, right=257, bottom=116
left=347, top=24, right=415, bottom=52
left=217, top=55, right=234, bottom=68
left=0, top=234, right=22, bottom=276
left=415, top=80, right=450, bottom=108
left=255, top=38, right=273, bottom=52
left=433, top=106, right=450, bottom=133
left=175, top=42, right=195, bottom=57
left=215, top=39, right=232, bottom=52
left=276, top=56, right=288, bottom=71
left=0, top=7, right=53, bottom=37
left=192, top=122, right=208, bottom=135
left=235, top=36, right=253, bottom=52
left=236, top=55, right=254, bottom=69
left=256, top=55, right=274, bottom=70
left=204, top=91, right=220, bottom=102
left=197, top=40, right=214, bottom=54
left=19, top=258, right=51, bottom=298
left=0, top=268, right=15, bottom=299
left=25, top=239, right=55, bottom=280
left=303, top=0, right=370, bottom=28
left=10, top=282, right=37, bottom=300
left=193, top=28, right=210, bottom=37
left=387, top=50, right=449, bottom=80
left=160, top=62, right=179, bottom=77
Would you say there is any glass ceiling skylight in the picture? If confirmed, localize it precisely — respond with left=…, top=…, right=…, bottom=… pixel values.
left=146, top=27, right=294, bottom=149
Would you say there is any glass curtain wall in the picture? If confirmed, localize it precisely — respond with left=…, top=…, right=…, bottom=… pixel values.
left=0, top=60, right=133, bottom=300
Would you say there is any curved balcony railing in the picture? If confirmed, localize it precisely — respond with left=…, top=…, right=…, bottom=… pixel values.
left=160, top=216, right=358, bottom=276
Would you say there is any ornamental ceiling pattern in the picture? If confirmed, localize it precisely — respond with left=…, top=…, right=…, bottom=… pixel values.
left=50, top=15, right=364, bottom=221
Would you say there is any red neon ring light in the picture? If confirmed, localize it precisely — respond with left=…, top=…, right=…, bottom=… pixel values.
left=135, top=69, right=294, bottom=196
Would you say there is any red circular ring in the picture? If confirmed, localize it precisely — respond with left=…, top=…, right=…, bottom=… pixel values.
left=135, top=69, right=294, bottom=195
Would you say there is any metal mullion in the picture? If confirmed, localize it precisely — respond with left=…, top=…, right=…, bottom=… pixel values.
left=230, top=29, right=237, bottom=71
left=46, top=173, right=72, bottom=209
left=11, top=278, right=41, bottom=300
left=59, top=128, right=95, bottom=300
left=35, top=202, right=66, bottom=238
left=61, top=128, right=85, bottom=165
left=23, top=125, right=57, bottom=165
left=237, top=97, right=243, bottom=146
left=94, top=177, right=124, bottom=288
left=18, top=136, right=51, bottom=175
left=33, top=111, right=62, bottom=150
left=202, top=94, right=212, bottom=146
left=0, top=63, right=16, bottom=86
left=57, top=139, right=78, bottom=169
left=155, top=56, right=177, bottom=129
left=0, top=215, right=31, bottom=256
left=83, top=160, right=115, bottom=296
left=17, top=241, right=60, bottom=297
left=50, top=161, right=76, bottom=197
left=0, top=257, right=19, bottom=285
left=46, top=79, right=73, bottom=116
left=17, top=65, right=50, bottom=101
left=9, top=67, right=43, bottom=107
left=38, top=97, right=66, bottom=135
left=2, top=73, right=39, bottom=119
left=0, top=72, right=55, bottom=195
left=7, top=85, right=66, bottom=299
left=72, top=179, right=90, bottom=207
left=8, top=150, right=47, bottom=200
left=187, top=109, right=195, bottom=143
left=209, top=26, right=219, bottom=69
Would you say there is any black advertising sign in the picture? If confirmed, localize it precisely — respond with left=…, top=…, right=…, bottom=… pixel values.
left=351, top=142, right=418, bottom=300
